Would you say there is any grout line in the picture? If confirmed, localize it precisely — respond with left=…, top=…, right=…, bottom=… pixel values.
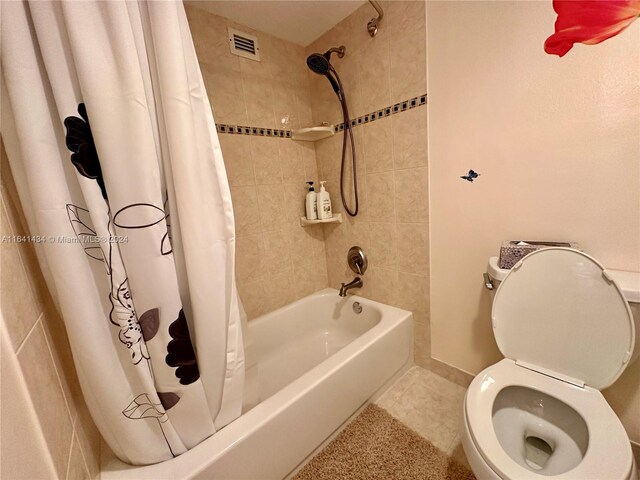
left=236, top=56, right=251, bottom=132
left=72, top=412, right=94, bottom=480
left=18, top=316, right=76, bottom=478
left=382, top=366, right=421, bottom=411
left=385, top=31, right=393, bottom=135
left=392, top=164, right=428, bottom=173
left=15, top=311, right=44, bottom=355
left=310, top=137, right=333, bottom=285
left=445, top=433, right=461, bottom=454
left=389, top=91, right=400, bottom=255
left=1, top=195, right=45, bottom=349
left=39, top=318, right=77, bottom=429
left=2, top=317, right=59, bottom=477
left=0, top=189, right=19, bottom=235
left=65, top=429, right=76, bottom=480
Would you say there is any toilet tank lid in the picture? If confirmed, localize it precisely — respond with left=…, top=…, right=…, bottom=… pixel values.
left=488, top=256, right=640, bottom=303
left=492, top=248, right=635, bottom=390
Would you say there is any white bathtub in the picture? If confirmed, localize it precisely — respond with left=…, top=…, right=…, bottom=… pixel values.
left=102, top=288, right=413, bottom=480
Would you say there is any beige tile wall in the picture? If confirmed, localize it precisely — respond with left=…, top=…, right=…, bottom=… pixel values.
left=187, top=2, right=432, bottom=365
left=308, top=2, right=431, bottom=367
left=1, top=144, right=101, bottom=479
left=185, top=5, right=329, bottom=320
left=0, top=5, right=428, bottom=476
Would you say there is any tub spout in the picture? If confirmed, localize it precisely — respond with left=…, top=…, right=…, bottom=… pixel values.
left=339, top=277, right=363, bottom=297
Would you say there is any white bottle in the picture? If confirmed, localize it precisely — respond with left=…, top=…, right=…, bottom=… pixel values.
left=317, top=181, right=332, bottom=220
left=305, top=181, right=317, bottom=220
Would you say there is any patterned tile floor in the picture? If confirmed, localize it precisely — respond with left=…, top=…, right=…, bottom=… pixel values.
left=375, top=366, right=471, bottom=468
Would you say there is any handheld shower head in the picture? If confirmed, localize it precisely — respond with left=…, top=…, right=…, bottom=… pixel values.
left=306, top=53, right=330, bottom=75
left=306, top=46, right=345, bottom=74
left=306, top=46, right=346, bottom=95
left=305, top=45, right=359, bottom=217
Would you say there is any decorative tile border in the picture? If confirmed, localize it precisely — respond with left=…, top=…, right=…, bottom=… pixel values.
left=335, top=93, right=427, bottom=132
left=215, top=93, right=427, bottom=137
left=215, top=124, right=291, bottom=138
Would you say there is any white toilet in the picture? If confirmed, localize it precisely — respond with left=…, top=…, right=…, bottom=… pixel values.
left=461, top=248, right=639, bottom=480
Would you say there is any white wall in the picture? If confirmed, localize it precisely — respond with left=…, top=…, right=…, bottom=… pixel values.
left=427, top=0, right=640, bottom=443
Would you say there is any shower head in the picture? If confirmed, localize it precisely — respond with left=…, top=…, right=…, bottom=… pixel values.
left=306, top=46, right=346, bottom=75
left=306, top=53, right=330, bottom=75
left=306, top=46, right=346, bottom=94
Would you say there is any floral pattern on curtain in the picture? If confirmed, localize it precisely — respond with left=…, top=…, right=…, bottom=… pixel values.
left=1, top=0, right=244, bottom=465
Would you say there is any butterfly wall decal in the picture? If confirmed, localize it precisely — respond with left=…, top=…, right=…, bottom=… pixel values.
left=460, top=170, right=480, bottom=182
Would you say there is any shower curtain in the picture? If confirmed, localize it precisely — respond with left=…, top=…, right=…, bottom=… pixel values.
left=1, top=0, right=244, bottom=465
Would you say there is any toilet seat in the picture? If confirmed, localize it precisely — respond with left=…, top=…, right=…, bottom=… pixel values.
left=465, top=359, right=635, bottom=480
left=492, top=248, right=635, bottom=389
left=463, top=249, right=636, bottom=480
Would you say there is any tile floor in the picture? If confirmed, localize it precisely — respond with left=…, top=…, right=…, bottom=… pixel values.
left=375, top=366, right=471, bottom=468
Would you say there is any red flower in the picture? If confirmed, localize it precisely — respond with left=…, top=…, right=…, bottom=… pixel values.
left=544, top=0, right=640, bottom=57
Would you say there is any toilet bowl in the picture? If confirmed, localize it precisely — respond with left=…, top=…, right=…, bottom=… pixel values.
left=462, top=360, right=637, bottom=479
left=462, top=248, right=639, bottom=480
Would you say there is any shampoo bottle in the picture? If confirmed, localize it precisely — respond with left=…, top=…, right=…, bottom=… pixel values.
left=317, top=181, right=332, bottom=220
left=305, top=181, right=317, bottom=220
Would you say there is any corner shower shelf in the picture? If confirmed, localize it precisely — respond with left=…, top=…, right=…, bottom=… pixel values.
left=300, top=213, right=343, bottom=227
left=291, top=125, right=334, bottom=142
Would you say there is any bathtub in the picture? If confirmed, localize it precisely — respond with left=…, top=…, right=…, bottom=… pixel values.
left=102, top=288, right=413, bottom=480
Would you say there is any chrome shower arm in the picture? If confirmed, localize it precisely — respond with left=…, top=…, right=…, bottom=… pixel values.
left=367, top=1, right=384, bottom=37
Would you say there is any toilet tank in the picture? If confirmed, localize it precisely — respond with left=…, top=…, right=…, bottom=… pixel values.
left=486, top=256, right=640, bottom=365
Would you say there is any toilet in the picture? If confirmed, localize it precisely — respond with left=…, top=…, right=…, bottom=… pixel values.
left=462, top=248, right=639, bottom=480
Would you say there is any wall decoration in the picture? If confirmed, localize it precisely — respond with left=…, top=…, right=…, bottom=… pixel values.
left=545, top=0, right=640, bottom=57
left=460, top=170, right=480, bottom=183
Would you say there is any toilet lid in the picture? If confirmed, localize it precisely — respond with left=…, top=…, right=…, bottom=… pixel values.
left=492, top=248, right=635, bottom=390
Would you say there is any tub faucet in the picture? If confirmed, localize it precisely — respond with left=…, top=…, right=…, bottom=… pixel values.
left=339, top=277, right=363, bottom=297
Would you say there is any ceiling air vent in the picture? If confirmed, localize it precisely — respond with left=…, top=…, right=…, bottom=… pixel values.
left=228, top=27, right=260, bottom=62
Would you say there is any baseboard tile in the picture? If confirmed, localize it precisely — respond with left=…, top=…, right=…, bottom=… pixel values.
left=428, top=358, right=474, bottom=388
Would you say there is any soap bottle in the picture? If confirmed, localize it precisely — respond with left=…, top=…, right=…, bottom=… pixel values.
left=305, top=181, right=317, bottom=220
left=317, top=181, right=332, bottom=220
